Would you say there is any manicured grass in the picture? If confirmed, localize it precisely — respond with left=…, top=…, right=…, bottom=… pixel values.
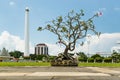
left=78, top=63, right=120, bottom=67
left=0, top=62, right=50, bottom=67
left=0, top=62, right=120, bottom=67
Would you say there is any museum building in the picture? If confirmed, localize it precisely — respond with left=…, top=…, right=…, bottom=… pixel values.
left=35, top=43, right=48, bottom=55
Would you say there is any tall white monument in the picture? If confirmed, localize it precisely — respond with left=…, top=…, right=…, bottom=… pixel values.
left=24, top=7, right=29, bottom=56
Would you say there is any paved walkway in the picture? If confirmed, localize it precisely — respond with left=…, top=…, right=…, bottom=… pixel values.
left=86, top=67, right=120, bottom=76
left=0, top=72, right=110, bottom=76
left=0, top=67, right=120, bottom=80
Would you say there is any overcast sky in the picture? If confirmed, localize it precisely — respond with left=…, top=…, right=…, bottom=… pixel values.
left=0, top=0, right=120, bottom=55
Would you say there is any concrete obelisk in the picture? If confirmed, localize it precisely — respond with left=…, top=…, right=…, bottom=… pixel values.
left=24, top=7, right=29, bottom=56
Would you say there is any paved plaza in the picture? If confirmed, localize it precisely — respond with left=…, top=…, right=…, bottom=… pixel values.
left=0, top=67, right=120, bottom=80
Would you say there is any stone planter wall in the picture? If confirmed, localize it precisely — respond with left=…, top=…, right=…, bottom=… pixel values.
left=51, top=60, right=78, bottom=66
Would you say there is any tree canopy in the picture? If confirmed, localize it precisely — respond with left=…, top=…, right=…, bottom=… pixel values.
left=9, top=51, right=24, bottom=58
left=38, top=10, right=100, bottom=59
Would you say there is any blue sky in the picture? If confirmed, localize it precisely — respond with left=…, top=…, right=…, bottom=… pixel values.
left=0, top=0, right=120, bottom=55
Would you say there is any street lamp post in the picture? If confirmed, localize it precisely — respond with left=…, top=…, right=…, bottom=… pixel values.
left=87, top=40, right=90, bottom=57
left=87, top=35, right=91, bottom=58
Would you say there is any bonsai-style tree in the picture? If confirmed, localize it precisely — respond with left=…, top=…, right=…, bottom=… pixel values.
left=38, top=10, right=100, bottom=60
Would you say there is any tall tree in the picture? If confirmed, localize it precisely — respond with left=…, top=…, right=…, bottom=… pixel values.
left=38, top=10, right=100, bottom=60
left=111, top=51, right=120, bottom=63
left=9, top=51, right=24, bottom=58
left=77, top=52, right=87, bottom=62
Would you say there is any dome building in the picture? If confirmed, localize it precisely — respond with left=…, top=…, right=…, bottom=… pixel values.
left=35, top=43, right=48, bottom=55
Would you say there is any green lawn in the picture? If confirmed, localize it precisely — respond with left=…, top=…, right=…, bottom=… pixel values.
left=0, top=62, right=50, bottom=67
left=0, top=62, right=120, bottom=67
left=78, top=63, right=120, bottom=67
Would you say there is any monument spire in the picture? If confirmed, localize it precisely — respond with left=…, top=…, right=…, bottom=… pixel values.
left=24, top=7, right=29, bottom=56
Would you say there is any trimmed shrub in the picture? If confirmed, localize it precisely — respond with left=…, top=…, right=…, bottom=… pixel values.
left=30, top=54, right=37, bottom=60
left=78, top=57, right=87, bottom=62
left=88, top=58, right=94, bottom=62
left=36, top=55, right=47, bottom=61
left=24, top=56, right=30, bottom=60
left=104, top=57, right=112, bottom=63
left=95, top=57, right=103, bottom=63
left=48, top=56, right=56, bottom=61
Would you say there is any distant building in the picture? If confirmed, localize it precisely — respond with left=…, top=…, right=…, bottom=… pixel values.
left=0, top=48, right=10, bottom=62
left=35, top=43, right=48, bottom=55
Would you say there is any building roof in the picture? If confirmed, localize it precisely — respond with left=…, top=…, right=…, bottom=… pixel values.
left=36, top=43, right=47, bottom=47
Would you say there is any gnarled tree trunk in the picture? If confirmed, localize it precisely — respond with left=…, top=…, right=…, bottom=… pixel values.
left=63, top=46, right=74, bottom=60
left=63, top=47, right=69, bottom=59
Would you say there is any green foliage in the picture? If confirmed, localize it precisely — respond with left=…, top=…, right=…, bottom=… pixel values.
left=38, top=10, right=100, bottom=55
left=37, top=27, right=42, bottom=31
left=90, top=54, right=103, bottom=63
left=104, top=57, right=112, bottom=63
left=78, top=57, right=87, bottom=62
left=9, top=51, right=23, bottom=58
left=24, top=56, right=30, bottom=60
left=48, top=56, right=56, bottom=61
left=95, top=57, right=103, bottom=63
left=36, top=55, right=48, bottom=61
left=88, top=58, right=94, bottom=62
left=29, top=54, right=49, bottom=61
left=91, top=54, right=101, bottom=59
left=30, top=54, right=37, bottom=60
left=30, top=54, right=57, bottom=62
left=111, top=51, right=120, bottom=63
left=77, top=52, right=87, bottom=62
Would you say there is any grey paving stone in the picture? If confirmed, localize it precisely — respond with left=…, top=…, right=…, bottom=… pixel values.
left=0, top=67, right=120, bottom=80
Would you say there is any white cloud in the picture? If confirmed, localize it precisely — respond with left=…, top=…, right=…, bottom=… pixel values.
left=9, top=1, right=15, bottom=6
left=0, top=31, right=120, bottom=56
left=47, top=33, right=120, bottom=55
left=79, top=33, right=120, bottom=54
left=0, top=31, right=34, bottom=55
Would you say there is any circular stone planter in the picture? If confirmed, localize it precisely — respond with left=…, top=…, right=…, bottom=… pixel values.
left=51, top=60, right=78, bottom=66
